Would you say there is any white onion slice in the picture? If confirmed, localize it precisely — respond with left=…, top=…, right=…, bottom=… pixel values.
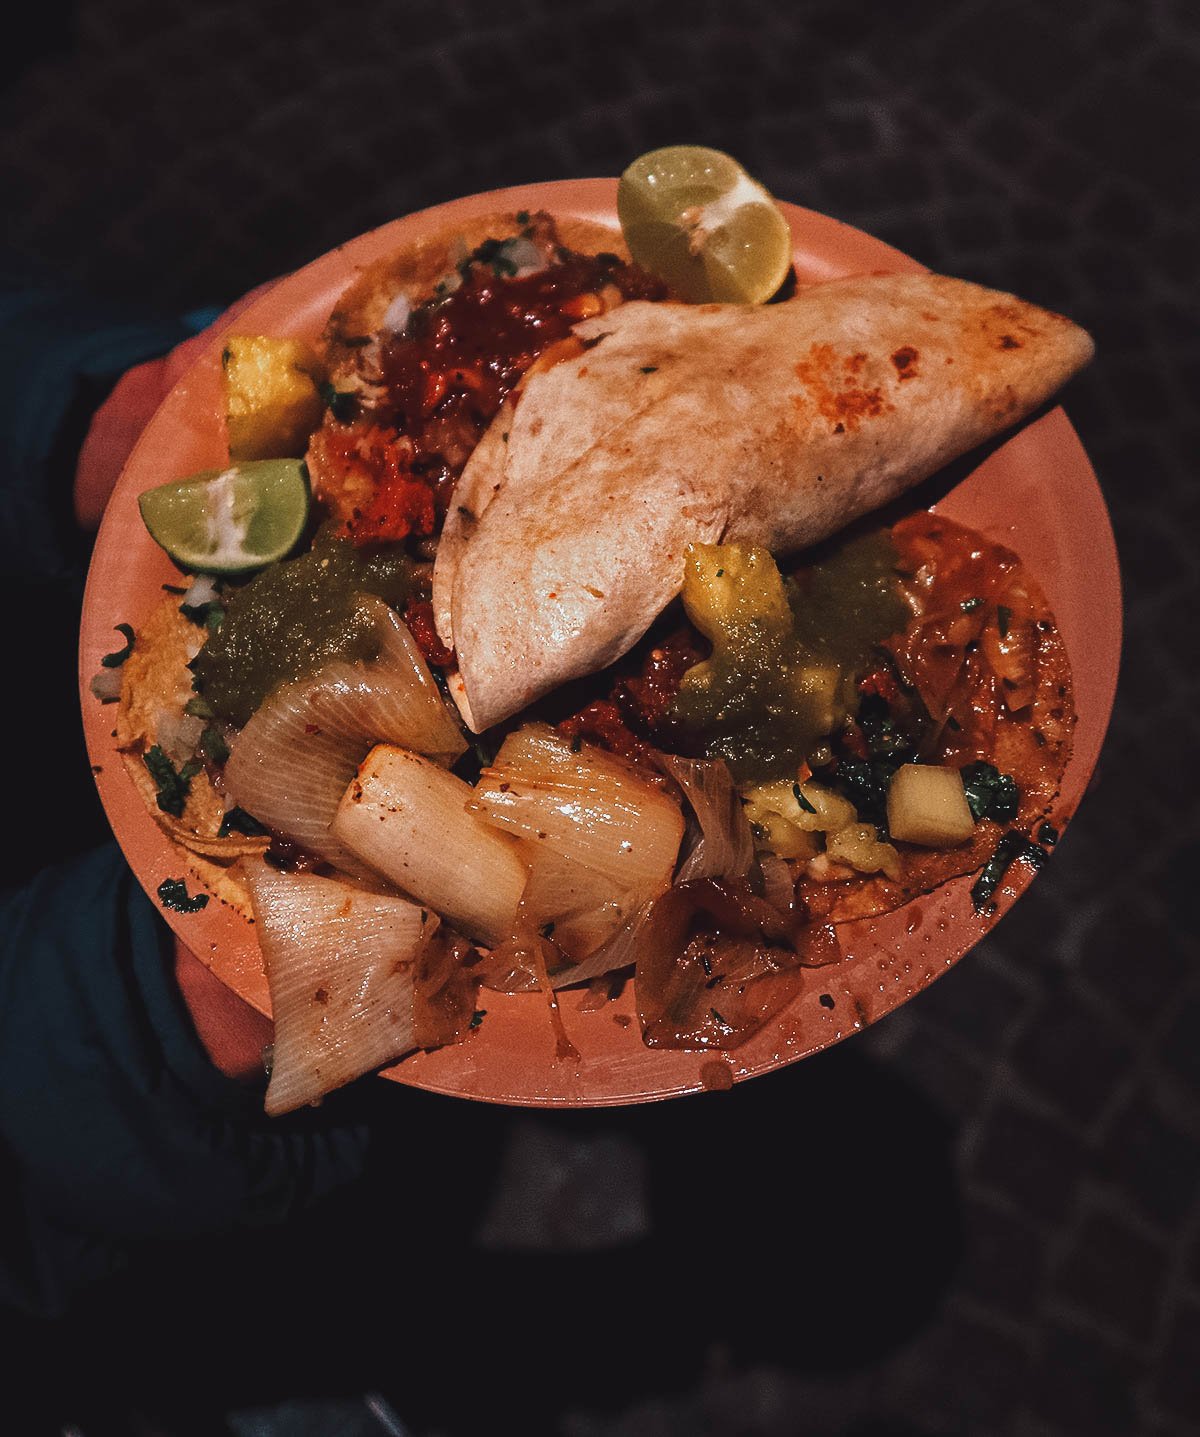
left=243, top=859, right=436, bottom=1115
left=550, top=898, right=654, bottom=988
left=662, top=755, right=755, bottom=884
left=757, top=853, right=797, bottom=916
left=224, top=598, right=465, bottom=873
left=520, top=847, right=631, bottom=961
left=332, top=744, right=527, bottom=947
left=475, top=725, right=683, bottom=958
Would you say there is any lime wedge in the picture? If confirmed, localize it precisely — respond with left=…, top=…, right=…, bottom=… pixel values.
left=138, top=459, right=310, bottom=575
left=617, top=146, right=793, bottom=304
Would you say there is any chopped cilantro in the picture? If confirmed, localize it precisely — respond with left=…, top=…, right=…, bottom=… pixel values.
left=640, top=365, right=658, bottom=373
left=970, top=830, right=1047, bottom=913
left=101, top=623, right=136, bottom=668
left=464, top=236, right=518, bottom=278
left=199, top=725, right=230, bottom=764
left=792, top=781, right=816, bottom=814
left=143, top=746, right=199, bottom=817
left=856, top=692, right=918, bottom=764
left=218, top=806, right=269, bottom=838
left=961, top=762, right=1020, bottom=822
left=1037, top=822, right=1059, bottom=847
left=470, top=1009, right=487, bottom=1029
left=829, top=756, right=897, bottom=831
left=157, top=877, right=209, bottom=913
left=184, top=695, right=216, bottom=721
left=319, top=380, right=359, bottom=423
left=828, top=703, right=916, bottom=832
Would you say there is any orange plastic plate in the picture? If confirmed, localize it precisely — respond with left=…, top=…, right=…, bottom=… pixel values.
left=79, top=180, right=1121, bottom=1106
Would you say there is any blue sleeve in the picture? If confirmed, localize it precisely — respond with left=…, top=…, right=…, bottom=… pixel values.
left=0, top=264, right=198, bottom=583
left=0, top=272, right=370, bottom=1318
left=0, top=847, right=372, bottom=1318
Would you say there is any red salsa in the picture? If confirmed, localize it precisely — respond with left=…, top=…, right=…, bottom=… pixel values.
left=309, top=219, right=666, bottom=546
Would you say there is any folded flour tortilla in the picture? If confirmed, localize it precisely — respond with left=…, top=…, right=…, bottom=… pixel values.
left=433, top=275, right=1093, bottom=732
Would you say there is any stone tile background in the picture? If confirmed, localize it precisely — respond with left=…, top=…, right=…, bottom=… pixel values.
left=2, top=1, right=1197, bottom=1433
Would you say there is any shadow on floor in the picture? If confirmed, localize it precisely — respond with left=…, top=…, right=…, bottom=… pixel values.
left=8, top=1042, right=962, bottom=1436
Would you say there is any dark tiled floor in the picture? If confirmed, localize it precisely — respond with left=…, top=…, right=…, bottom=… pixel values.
left=3, top=1, right=1198, bottom=1433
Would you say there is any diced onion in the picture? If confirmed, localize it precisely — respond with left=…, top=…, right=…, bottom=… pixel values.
left=89, top=668, right=123, bottom=703
left=504, top=235, right=546, bottom=276
left=332, top=744, right=527, bottom=947
left=382, top=292, right=412, bottom=334
left=180, top=573, right=222, bottom=610
left=155, top=709, right=206, bottom=766
left=224, top=598, right=465, bottom=874
left=243, top=859, right=437, bottom=1115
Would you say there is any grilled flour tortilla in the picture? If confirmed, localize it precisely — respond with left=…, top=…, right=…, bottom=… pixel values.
left=116, top=597, right=267, bottom=920
left=434, top=277, right=1093, bottom=732
left=118, top=211, right=1090, bottom=962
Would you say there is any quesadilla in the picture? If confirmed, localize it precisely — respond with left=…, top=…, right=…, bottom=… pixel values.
left=435, top=277, right=1093, bottom=732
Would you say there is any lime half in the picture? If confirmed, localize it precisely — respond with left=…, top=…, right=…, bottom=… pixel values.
left=138, top=459, right=310, bottom=574
left=617, top=146, right=793, bottom=304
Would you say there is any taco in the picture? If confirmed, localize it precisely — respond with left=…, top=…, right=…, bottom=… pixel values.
left=111, top=203, right=1091, bottom=1111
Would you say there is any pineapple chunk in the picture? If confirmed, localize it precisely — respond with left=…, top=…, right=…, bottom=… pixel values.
left=747, top=809, right=820, bottom=861
left=680, top=542, right=792, bottom=644
left=826, top=823, right=902, bottom=880
left=223, top=336, right=325, bottom=461
left=886, top=764, right=976, bottom=847
left=743, top=777, right=855, bottom=834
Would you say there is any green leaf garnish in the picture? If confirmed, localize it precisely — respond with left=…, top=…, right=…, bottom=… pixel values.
left=143, top=746, right=195, bottom=817
left=157, top=877, right=210, bottom=913
left=218, top=806, right=269, bottom=838
left=961, top=762, right=1020, bottom=822
left=792, top=781, right=816, bottom=813
left=970, top=831, right=1047, bottom=913
left=199, top=726, right=230, bottom=764
left=319, top=380, right=359, bottom=423
left=101, top=624, right=136, bottom=668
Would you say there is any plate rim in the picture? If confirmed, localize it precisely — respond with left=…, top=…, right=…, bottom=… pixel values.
left=78, top=178, right=1122, bottom=1107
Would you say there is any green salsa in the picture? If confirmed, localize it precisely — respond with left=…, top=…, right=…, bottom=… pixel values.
left=673, top=528, right=906, bottom=783
left=190, top=529, right=416, bottom=726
